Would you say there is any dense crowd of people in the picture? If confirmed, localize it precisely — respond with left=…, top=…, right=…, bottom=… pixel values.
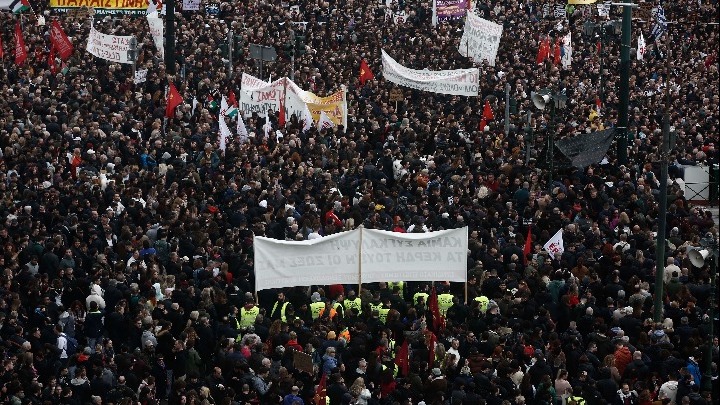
left=0, top=0, right=718, bottom=404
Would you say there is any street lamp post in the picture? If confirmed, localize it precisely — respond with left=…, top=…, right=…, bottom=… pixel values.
left=689, top=234, right=718, bottom=392
left=617, top=1, right=634, bottom=165
left=532, top=90, right=567, bottom=190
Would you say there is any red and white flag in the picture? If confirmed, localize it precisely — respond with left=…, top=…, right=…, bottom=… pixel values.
left=14, top=21, right=27, bottom=65
left=317, top=110, right=334, bottom=130
left=49, top=21, right=74, bottom=60
left=637, top=32, right=646, bottom=61
left=543, top=229, right=564, bottom=257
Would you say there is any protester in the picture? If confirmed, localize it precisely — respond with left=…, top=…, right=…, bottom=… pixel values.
left=0, top=0, right=718, bottom=404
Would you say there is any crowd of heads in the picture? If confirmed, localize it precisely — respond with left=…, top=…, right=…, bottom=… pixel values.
left=0, top=0, right=718, bottom=404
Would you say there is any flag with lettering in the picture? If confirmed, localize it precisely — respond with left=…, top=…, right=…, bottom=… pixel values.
left=317, top=110, right=334, bottom=130
left=301, top=103, right=313, bottom=133
left=637, top=31, right=646, bottom=61
left=543, top=229, right=564, bottom=257
left=14, top=21, right=27, bottom=65
left=49, top=21, right=74, bottom=60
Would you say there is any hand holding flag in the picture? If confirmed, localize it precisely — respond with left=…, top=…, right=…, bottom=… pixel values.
left=165, top=83, right=183, bottom=118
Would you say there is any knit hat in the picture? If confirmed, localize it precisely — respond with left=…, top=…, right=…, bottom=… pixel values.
left=311, top=292, right=322, bottom=303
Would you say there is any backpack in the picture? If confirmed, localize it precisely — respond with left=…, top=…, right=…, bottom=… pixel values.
left=63, top=333, right=78, bottom=356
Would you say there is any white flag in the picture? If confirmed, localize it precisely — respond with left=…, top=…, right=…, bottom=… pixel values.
left=220, top=96, right=229, bottom=116
left=301, top=103, right=313, bottom=133
left=237, top=114, right=249, bottom=144
left=637, top=32, right=646, bottom=61
left=543, top=229, right=564, bottom=257
left=191, top=97, right=198, bottom=116
left=146, top=0, right=157, bottom=15
left=561, top=32, right=572, bottom=69
left=218, top=114, right=231, bottom=151
left=317, top=110, right=335, bottom=130
left=263, top=110, right=271, bottom=138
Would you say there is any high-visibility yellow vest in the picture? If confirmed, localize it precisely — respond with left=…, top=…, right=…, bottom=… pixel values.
left=343, top=298, right=362, bottom=315
left=378, top=308, right=390, bottom=324
left=387, top=281, right=405, bottom=298
left=413, top=292, right=429, bottom=307
left=332, top=302, right=344, bottom=318
left=474, top=296, right=489, bottom=313
left=310, top=302, right=325, bottom=320
left=369, top=302, right=383, bottom=314
left=437, top=293, right=454, bottom=316
left=271, top=301, right=289, bottom=322
left=240, top=306, right=260, bottom=329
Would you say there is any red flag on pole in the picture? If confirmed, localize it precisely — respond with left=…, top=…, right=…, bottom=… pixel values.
left=48, top=45, right=57, bottom=75
left=278, top=97, right=286, bottom=128
left=478, top=100, right=494, bottom=131
left=428, top=286, right=444, bottom=333
left=14, top=21, right=27, bottom=65
left=227, top=90, right=237, bottom=108
left=165, top=83, right=183, bottom=118
left=394, top=339, right=409, bottom=376
left=0, top=34, right=4, bottom=59
left=359, top=59, right=374, bottom=85
left=523, top=225, right=532, bottom=266
left=49, top=21, right=74, bottom=60
left=553, top=38, right=561, bottom=65
left=536, top=37, right=550, bottom=65
left=314, top=373, right=327, bottom=405
left=428, top=331, right=438, bottom=367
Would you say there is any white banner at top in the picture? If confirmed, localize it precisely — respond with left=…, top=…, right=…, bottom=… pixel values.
left=458, top=11, right=503, bottom=67
left=254, top=229, right=361, bottom=291
left=381, top=50, right=479, bottom=96
left=360, top=227, right=468, bottom=283
left=86, top=24, right=135, bottom=64
left=239, top=73, right=285, bottom=118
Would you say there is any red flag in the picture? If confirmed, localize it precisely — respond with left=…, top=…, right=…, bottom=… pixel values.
left=394, top=339, right=409, bottom=376
left=595, top=97, right=602, bottom=111
left=278, top=97, right=286, bottom=128
left=553, top=38, right=561, bottom=65
left=596, top=41, right=602, bottom=55
left=523, top=225, right=532, bottom=266
left=165, top=83, right=183, bottom=118
left=228, top=90, right=237, bottom=107
left=359, top=59, right=374, bottom=85
left=14, top=21, right=27, bottom=65
left=482, top=100, right=494, bottom=120
left=48, top=46, right=57, bottom=75
left=536, top=37, right=550, bottom=65
left=314, top=373, right=327, bottom=405
left=0, top=34, right=4, bottom=59
left=428, top=286, right=444, bottom=332
left=428, top=331, right=438, bottom=367
left=49, top=21, right=74, bottom=60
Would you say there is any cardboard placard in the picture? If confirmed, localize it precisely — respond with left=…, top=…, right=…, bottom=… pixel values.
left=293, top=350, right=314, bottom=373
left=389, top=88, right=404, bottom=102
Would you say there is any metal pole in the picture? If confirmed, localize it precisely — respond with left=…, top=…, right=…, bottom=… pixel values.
left=617, top=2, right=633, bottom=165
left=504, top=83, right=510, bottom=136
left=525, top=111, right=532, bottom=166
left=291, top=53, right=295, bottom=81
left=165, top=0, right=176, bottom=75
left=653, top=32, right=672, bottom=323
left=548, top=100, right=555, bottom=191
left=703, top=242, right=717, bottom=391
left=228, top=30, right=233, bottom=74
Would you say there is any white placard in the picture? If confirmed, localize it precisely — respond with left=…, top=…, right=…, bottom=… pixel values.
left=134, top=68, right=148, bottom=84
left=182, top=0, right=200, bottom=11
left=86, top=25, right=135, bottom=64
left=360, top=227, right=468, bottom=283
left=254, top=229, right=361, bottom=291
left=543, top=229, right=564, bottom=257
left=458, top=11, right=503, bottom=67
left=146, top=13, right=164, bottom=59
left=381, top=50, right=479, bottom=96
left=239, top=73, right=285, bottom=118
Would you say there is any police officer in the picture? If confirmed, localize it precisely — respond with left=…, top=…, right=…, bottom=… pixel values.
left=310, top=291, right=325, bottom=320
left=270, top=291, right=290, bottom=322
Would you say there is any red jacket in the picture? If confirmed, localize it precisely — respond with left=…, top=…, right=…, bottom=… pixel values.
left=614, top=345, right=632, bottom=376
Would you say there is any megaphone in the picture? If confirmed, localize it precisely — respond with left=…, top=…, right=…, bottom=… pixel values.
left=688, top=248, right=710, bottom=268
left=532, top=93, right=551, bottom=110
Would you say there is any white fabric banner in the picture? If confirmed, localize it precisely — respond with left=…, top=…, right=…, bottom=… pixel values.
left=458, top=11, right=503, bottom=67
left=239, top=73, right=285, bottom=118
left=146, top=13, right=164, bottom=59
left=543, top=229, right=564, bottom=257
left=360, top=227, right=468, bottom=283
left=254, top=229, right=361, bottom=291
left=86, top=25, right=135, bottom=64
left=182, top=0, right=200, bottom=11
left=381, top=50, right=479, bottom=96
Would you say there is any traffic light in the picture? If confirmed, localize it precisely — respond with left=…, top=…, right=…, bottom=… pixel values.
left=294, top=35, right=306, bottom=55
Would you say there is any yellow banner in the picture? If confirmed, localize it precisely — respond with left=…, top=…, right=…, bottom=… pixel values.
left=568, top=0, right=598, bottom=4
left=50, top=0, right=146, bottom=14
left=306, top=90, right=345, bottom=125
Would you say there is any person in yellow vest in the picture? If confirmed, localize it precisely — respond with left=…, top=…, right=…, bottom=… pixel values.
left=387, top=281, right=405, bottom=300
left=378, top=306, right=391, bottom=324
left=310, top=291, right=325, bottom=320
left=270, top=291, right=290, bottom=322
left=413, top=291, right=429, bottom=307
left=331, top=294, right=345, bottom=320
left=239, top=297, right=260, bottom=330
left=343, top=290, right=362, bottom=316
left=474, top=295, right=490, bottom=313
left=437, top=290, right=455, bottom=317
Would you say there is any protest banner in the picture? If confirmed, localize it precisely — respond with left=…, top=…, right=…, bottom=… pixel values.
left=543, top=229, right=564, bottom=257
left=134, top=68, right=148, bottom=84
left=182, top=0, right=200, bottom=11
left=50, top=0, right=145, bottom=15
left=458, top=11, right=503, bottom=67
left=360, top=227, right=468, bottom=283
left=146, top=13, right=164, bottom=59
left=433, top=0, right=468, bottom=24
left=239, top=73, right=285, bottom=118
left=285, top=79, right=347, bottom=127
left=254, top=229, right=362, bottom=291
left=49, top=21, right=74, bottom=60
left=293, top=351, right=314, bottom=374
left=86, top=24, right=135, bottom=64
left=381, top=50, right=479, bottom=96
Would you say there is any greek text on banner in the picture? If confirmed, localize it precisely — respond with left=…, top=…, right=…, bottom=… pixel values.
left=381, top=50, right=479, bottom=96
left=50, top=0, right=146, bottom=15
left=458, top=11, right=503, bottom=67
left=86, top=24, right=134, bottom=64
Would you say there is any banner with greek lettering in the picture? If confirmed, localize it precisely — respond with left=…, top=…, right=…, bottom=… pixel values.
left=360, top=227, right=468, bottom=283
left=285, top=79, right=347, bottom=127
left=146, top=13, right=164, bottom=59
left=254, top=229, right=361, bottom=291
left=458, top=11, right=503, bottom=67
left=381, top=50, right=479, bottom=96
left=433, top=0, right=468, bottom=24
left=239, top=73, right=285, bottom=118
left=50, top=0, right=145, bottom=15
left=182, top=0, right=200, bottom=11
left=86, top=24, right=134, bottom=64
